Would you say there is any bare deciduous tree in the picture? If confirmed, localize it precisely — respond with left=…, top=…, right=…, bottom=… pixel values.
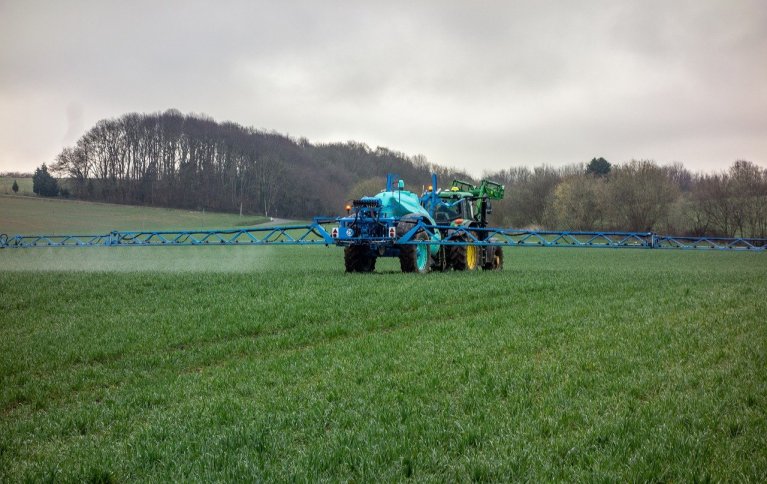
left=546, top=175, right=605, bottom=230
left=604, top=160, right=678, bottom=232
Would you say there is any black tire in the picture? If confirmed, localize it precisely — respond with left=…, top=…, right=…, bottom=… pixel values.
left=344, top=245, right=376, bottom=273
left=362, top=254, right=376, bottom=272
left=482, top=245, right=504, bottom=270
left=449, top=243, right=468, bottom=271
left=399, top=230, right=431, bottom=273
left=395, top=214, right=431, bottom=274
left=449, top=234, right=479, bottom=271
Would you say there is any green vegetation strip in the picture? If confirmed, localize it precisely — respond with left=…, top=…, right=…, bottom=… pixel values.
left=1, top=248, right=765, bottom=481
left=0, top=195, right=268, bottom=235
left=0, top=177, right=33, bottom=196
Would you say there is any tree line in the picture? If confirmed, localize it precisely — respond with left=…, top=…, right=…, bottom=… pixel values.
left=50, top=110, right=469, bottom=218
left=48, top=110, right=766, bottom=237
left=486, top=158, right=767, bottom=238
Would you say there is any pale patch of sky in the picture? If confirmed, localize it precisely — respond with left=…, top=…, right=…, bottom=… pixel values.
left=0, top=0, right=765, bottom=175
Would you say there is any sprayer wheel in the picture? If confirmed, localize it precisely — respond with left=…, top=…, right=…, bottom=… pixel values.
left=398, top=230, right=431, bottom=273
left=449, top=235, right=478, bottom=271
left=482, top=245, right=504, bottom=270
left=344, top=246, right=376, bottom=273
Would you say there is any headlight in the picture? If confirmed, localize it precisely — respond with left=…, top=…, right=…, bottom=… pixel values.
left=346, top=228, right=355, bottom=237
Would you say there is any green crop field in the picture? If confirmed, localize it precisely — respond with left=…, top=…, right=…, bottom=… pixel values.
left=1, top=198, right=766, bottom=481
left=0, top=195, right=268, bottom=235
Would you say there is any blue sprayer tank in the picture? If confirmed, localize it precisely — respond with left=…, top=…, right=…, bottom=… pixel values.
left=368, top=186, right=442, bottom=255
left=371, top=189, right=435, bottom=223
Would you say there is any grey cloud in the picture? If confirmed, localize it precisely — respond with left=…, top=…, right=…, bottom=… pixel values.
left=0, top=0, right=765, bottom=174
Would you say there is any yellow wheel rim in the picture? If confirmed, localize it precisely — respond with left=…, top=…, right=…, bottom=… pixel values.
left=466, top=245, right=478, bottom=270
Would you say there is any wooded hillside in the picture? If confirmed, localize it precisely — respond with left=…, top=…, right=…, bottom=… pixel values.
left=50, top=110, right=767, bottom=237
left=51, top=110, right=468, bottom=218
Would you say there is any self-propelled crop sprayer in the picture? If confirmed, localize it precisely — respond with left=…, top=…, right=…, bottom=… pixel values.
left=333, top=174, right=505, bottom=273
left=2, top=173, right=766, bottom=272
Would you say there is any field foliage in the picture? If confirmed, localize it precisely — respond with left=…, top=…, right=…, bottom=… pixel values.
left=0, top=177, right=33, bottom=196
left=0, top=195, right=267, bottom=235
left=0, top=198, right=766, bottom=481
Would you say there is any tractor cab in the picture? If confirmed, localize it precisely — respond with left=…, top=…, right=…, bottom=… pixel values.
left=434, top=189, right=476, bottom=224
left=427, top=180, right=504, bottom=228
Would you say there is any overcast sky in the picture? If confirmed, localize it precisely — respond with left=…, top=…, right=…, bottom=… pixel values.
left=1, top=0, right=765, bottom=175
